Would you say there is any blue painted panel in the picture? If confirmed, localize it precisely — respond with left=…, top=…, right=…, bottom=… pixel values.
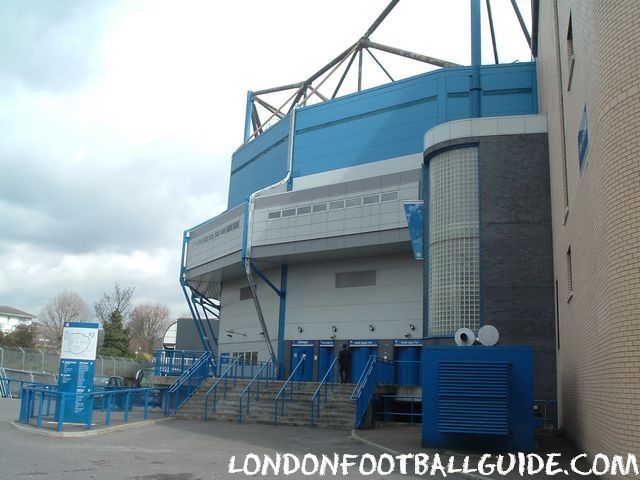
left=291, top=345, right=313, bottom=382
left=422, top=346, right=534, bottom=452
left=351, top=346, right=377, bottom=383
left=227, top=63, right=537, bottom=208
left=395, top=346, right=420, bottom=386
left=319, top=346, right=334, bottom=382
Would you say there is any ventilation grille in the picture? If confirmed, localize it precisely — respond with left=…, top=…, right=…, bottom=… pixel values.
left=437, top=361, right=510, bottom=435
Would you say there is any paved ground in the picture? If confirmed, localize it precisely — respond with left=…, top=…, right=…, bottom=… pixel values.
left=1, top=399, right=595, bottom=480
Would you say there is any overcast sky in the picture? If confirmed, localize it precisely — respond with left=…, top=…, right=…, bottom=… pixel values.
left=0, top=0, right=531, bottom=321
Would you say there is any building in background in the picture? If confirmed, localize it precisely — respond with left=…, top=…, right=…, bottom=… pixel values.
left=178, top=0, right=557, bottom=402
left=0, top=305, right=36, bottom=333
left=534, top=0, right=640, bottom=461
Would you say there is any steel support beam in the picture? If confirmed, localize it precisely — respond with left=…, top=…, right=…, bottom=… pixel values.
left=470, top=0, right=482, bottom=118
left=363, top=0, right=400, bottom=39
left=510, top=0, right=532, bottom=49
left=362, top=39, right=461, bottom=68
left=486, top=0, right=499, bottom=64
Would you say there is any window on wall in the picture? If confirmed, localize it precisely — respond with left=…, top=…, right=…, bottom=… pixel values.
left=427, top=147, right=480, bottom=336
left=566, top=14, right=575, bottom=91
left=335, top=271, right=376, bottom=288
left=240, top=286, right=254, bottom=301
left=566, top=246, right=573, bottom=301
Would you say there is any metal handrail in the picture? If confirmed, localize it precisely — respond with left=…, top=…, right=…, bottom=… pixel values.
left=350, top=355, right=377, bottom=401
left=310, top=357, right=339, bottom=427
left=168, top=351, right=212, bottom=393
left=19, top=384, right=166, bottom=432
left=166, top=351, right=213, bottom=414
left=273, top=354, right=306, bottom=425
left=204, top=356, right=242, bottom=419
left=238, top=358, right=275, bottom=423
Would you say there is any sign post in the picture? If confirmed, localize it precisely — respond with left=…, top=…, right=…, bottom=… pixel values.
left=57, top=322, right=99, bottom=425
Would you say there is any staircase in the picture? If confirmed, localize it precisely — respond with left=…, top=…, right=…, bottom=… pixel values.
left=175, top=378, right=356, bottom=429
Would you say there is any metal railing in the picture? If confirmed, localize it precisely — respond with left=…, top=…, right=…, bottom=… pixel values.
left=166, top=351, right=214, bottom=415
left=154, top=349, right=206, bottom=376
left=350, top=356, right=394, bottom=429
left=375, top=394, right=422, bottom=423
left=273, top=354, right=306, bottom=426
left=0, top=346, right=148, bottom=378
left=238, top=358, right=276, bottom=423
left=309, top=357, right=339, bottom=427
left=19, top=384, right=167, bottom=432
left=204, top=356, right=243, bottom=420
left=534, top=400, right=558, bottom=430
left=0, top=376, right=51, bottom=399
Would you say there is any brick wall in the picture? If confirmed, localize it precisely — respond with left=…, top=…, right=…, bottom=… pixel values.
left=537, top=0, right=640, bottom=467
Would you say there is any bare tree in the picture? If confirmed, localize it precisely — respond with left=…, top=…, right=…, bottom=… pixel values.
left=93, top=282, right=135, bottom=325
left=39, top=290, right=91, bottom=349
left=129, top=303, right=169, bottom=353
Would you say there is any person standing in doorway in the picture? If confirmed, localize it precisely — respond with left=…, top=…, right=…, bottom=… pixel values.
left=338, top=344, right=351, bottom=384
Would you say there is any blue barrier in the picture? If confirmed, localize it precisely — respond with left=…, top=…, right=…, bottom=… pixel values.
left=0, top=376, right=53, bottom=399
left=350, top=356, right=394, bottom=429
left=19, top=384, right=167, bottom=432
left=376, top=395, right=422, bottom=423
left=204, top=356, right=243, bottom=420
left=274, top=354, right=306, bottom=425
left=238, top=358, right=275, bottom=423
left=166, top=351, right=214, bottom=415
left=154, top=350, right=206, bottom=376
left=310, top=357, right=339, bottom=427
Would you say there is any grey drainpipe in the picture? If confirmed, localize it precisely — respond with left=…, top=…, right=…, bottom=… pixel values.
left=243, top=107, right=297, bottom=368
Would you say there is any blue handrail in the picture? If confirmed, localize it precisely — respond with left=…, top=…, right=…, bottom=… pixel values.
left=154, top=349, right=206, bottom=376
left=350, top=355, right=389, bottom=429
left=273, top=354, right=306, bottom=425
left=309, top=357, right=339, bottom=427
left=166, top=351, right=214, bottom=414
left=0, top=376, right=53, bottom=399
left=19, top=384, right=167, bottom=432
left=204, top=356, right=243, bottom=420
left=238, top=358, right=275, bottom=423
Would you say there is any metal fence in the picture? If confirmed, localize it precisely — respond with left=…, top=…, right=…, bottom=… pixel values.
left=0, top=346, right=150, bottom=378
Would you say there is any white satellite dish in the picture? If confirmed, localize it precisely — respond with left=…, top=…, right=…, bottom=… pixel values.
left=454, top=328, right=476, bottom=346
left=478, top=325, right=500, bottom=346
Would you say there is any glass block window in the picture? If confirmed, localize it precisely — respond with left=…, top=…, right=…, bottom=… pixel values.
left=428, top=147, right=480, bottom=336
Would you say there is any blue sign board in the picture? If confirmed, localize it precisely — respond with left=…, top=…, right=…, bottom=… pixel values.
left=291, top=340, right=314, bottom=347
left=577, top=105, right=589, bottom=170
left=394, top=339, right=423, bottom=346
left=57, top=322, right=99, bottom=423
left=349, top=340, right=378, bottom=347
left=403, top=201, right=424, bottom=260
left=319, top=340, right=335, bottom=347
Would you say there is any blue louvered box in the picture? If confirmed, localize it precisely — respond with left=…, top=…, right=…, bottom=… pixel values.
left=422, top=346, right=534, bottom=451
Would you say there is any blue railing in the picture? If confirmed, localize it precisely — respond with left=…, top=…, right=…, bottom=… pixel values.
left=154, top=349, right=206, bottom=376
left=238, top=358, right=276, bottom=423
left=204, top=356, right=243, bottom=419
left=166, top=351, right=214, bottom=414
left=375, top=395, right=422, bottom=423
left=1, top=376, right=53, bottom=399
left=309, top=357, right=339, bottom=427
left=273, top=354, right=306, bottom=426
left=19, top=384, right=167, bottom=432
left=534, top=399, right=558, bottom=430
left=350, top=356, right=394, bottom=429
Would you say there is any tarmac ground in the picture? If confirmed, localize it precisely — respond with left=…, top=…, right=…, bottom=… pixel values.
left=0, top=399, right=597, bottom=480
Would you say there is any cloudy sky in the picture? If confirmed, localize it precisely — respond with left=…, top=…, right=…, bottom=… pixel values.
left=0, top=0, right=531, bottom=321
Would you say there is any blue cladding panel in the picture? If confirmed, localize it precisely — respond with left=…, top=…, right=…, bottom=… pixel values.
left=227, top=63, right=537, bottom=208
left=351, top=347, right=376, bottom=383
left=422, top=346, right=534, bottom=452
left=318, top=346, right=334, bottom=382
left=291, top=345, right=314, bottom=382
left=227, top=115, right=290, bottom=208
left=395, top=346, right=420, bottom=386
left=437, top=361, right=509, bottom=435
